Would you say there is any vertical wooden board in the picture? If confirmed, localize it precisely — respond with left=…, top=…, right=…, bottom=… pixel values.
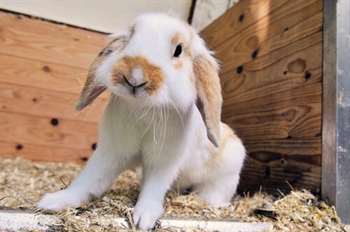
left=201, top=0, right=323, bottom=192
left=322, top=0, right=350, bottom=224
left=322, top=0, right=337, bottom=204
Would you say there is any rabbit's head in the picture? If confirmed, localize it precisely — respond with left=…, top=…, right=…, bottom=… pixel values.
left=77, top=13, right=222, bottom=146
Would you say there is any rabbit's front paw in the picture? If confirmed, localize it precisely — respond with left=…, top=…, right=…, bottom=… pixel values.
left=37, top=189, right=88, bottom=211
left=133, top=200, right=164, bottom=230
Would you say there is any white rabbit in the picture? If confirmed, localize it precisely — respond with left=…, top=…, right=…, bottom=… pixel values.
left=37, top=13, right=246, bottom=230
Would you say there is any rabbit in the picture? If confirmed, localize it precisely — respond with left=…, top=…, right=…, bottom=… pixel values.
left=37, top=13, right=246, bottom=230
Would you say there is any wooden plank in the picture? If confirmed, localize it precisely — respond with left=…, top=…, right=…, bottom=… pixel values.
left=0, top=111, right=98, bottom=151
left=0, top=11, right=106, bottom=45
left=202, top=0, right=289, bottom=46
left=0, top=81, right=107, bottom=123
left=202, top=0, right=322, bottom=74
left=0, top=11, right=104, bottom=69
left=0, top=210, right=62, bottom=232
left=322, top=0, right=350, bottom=224
left=0, top=54, right=88, bottom=95
left=0, top=12, right=108, bottom=162
left=0, top=210, right=273, bottom=232
left=0, top=141, right=91, bottom=163
left=202, top=0, right=321, bottom=47
left=201, top=0, right=323, bottom=192
left=222, top=43, right=322, bottom=140
left=239, top=156, right=321, bottom=193
left=321, top=0, right=337, bottom=205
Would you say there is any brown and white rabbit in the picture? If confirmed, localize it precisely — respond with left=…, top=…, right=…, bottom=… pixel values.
left=38, top=13, right=246, bottom=230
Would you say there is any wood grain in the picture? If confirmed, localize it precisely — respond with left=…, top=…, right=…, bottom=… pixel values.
left=201, top=0, right=323, bottom=192
left=0, top=54, right=87, bottom=94
left=0, top=111, right=98, bottom=150
left=202, top=0, right=322, bottom=74
left=322, top=0, right=337, bottom=210
left=0, top=141, right=91, bottom=163
left=0, top=81, right=107, bottom=123
left=0, top=11, right=106, bottom=162
left=322, top=0, right=350, bottom=223
left=0, top=11, right=103, bottom=69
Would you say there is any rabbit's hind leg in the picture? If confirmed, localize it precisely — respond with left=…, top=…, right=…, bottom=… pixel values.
left=196, top=173, right=240, bottom=207
left=196, top=130, right=245, bottom=207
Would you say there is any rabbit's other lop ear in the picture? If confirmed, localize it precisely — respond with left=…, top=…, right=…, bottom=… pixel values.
left=76, top=35, right=129, bottom=111
left=193, top=54, right=223, bottom=147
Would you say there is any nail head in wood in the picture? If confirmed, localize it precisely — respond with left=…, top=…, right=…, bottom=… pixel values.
left=304, top=71, right=311, bottom=80
left=15, top=144, right=23, bottom=150
left=50, top=118, right=59, bottom=127
left=42, top=65, right=51, bottom=73
left=239, top=14, right=245, bottom=22
left=236, top=65, right=244, bottom=74
left=251, top=48, right=259, bottom=59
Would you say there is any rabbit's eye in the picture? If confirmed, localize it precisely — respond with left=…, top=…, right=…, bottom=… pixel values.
left=173, top=44, right=182, bottom=58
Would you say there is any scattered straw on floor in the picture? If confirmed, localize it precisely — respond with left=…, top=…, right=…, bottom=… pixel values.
left=0, top=157, right=347, bottom=232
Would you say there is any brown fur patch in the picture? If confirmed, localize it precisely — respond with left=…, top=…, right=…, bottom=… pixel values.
left=112, top=56, right=164, bottom=95
left=193, top=55, right=222, bottom=146
left=207, top=123, right=242, bottom=167
left=77, top=36, right=128, bottom=110
left=174, top=60, right=183, bottom=70
left=171, top=32, right=192, bottom=59
left=171, top=33, right=182, bottom=46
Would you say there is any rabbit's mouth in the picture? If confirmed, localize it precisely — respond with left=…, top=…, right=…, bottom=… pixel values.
left=122, top=75, right=148, bottom=96
left=111, top=56, right=165, bottom=96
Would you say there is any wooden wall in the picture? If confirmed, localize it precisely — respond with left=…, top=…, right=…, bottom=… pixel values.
left=201, top=0, right=323, bottom=193
left=0, top=12, right=107, bottom=162
left=0, top=0, right=324, bottom=192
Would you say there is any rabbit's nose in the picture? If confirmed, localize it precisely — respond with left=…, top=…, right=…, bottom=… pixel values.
left=122, top=75, right=148, bottom=95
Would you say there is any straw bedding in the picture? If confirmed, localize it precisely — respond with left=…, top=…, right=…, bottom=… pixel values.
left=0, top=157, right=347, bottom=232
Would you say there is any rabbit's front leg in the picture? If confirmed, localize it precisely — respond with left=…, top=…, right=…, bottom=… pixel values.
left=37, top=142, right=136, bottom=210
left=38, top=102, right=140, bottom=211
left=133, top=127, right=190, bottom=229
left=133, top=157, right=180, bottom=230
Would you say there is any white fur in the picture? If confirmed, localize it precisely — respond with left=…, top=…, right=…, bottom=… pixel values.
left=38, top=13, right=246, bottom=230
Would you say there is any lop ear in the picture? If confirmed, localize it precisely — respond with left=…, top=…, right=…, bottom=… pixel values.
left=76, top=35, right=128, bottom=111
left=193, top=54, right=223, bottom=147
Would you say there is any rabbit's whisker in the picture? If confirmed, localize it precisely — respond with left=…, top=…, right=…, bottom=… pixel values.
left=138, top=105, right=152, bottom=121
left=159, top=106, right=166, bottom=155
left=170, top=100, right=184, bottom=128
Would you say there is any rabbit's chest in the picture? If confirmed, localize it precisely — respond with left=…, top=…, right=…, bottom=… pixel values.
left=177, top=129, right=214, bottom=185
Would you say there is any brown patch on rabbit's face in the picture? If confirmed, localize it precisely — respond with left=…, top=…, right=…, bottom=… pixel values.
left=76, top=35, right=128, bottom=111
left=112, top=56, right=164, bottom=95
left=171, top=32, right=192, bottom=70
